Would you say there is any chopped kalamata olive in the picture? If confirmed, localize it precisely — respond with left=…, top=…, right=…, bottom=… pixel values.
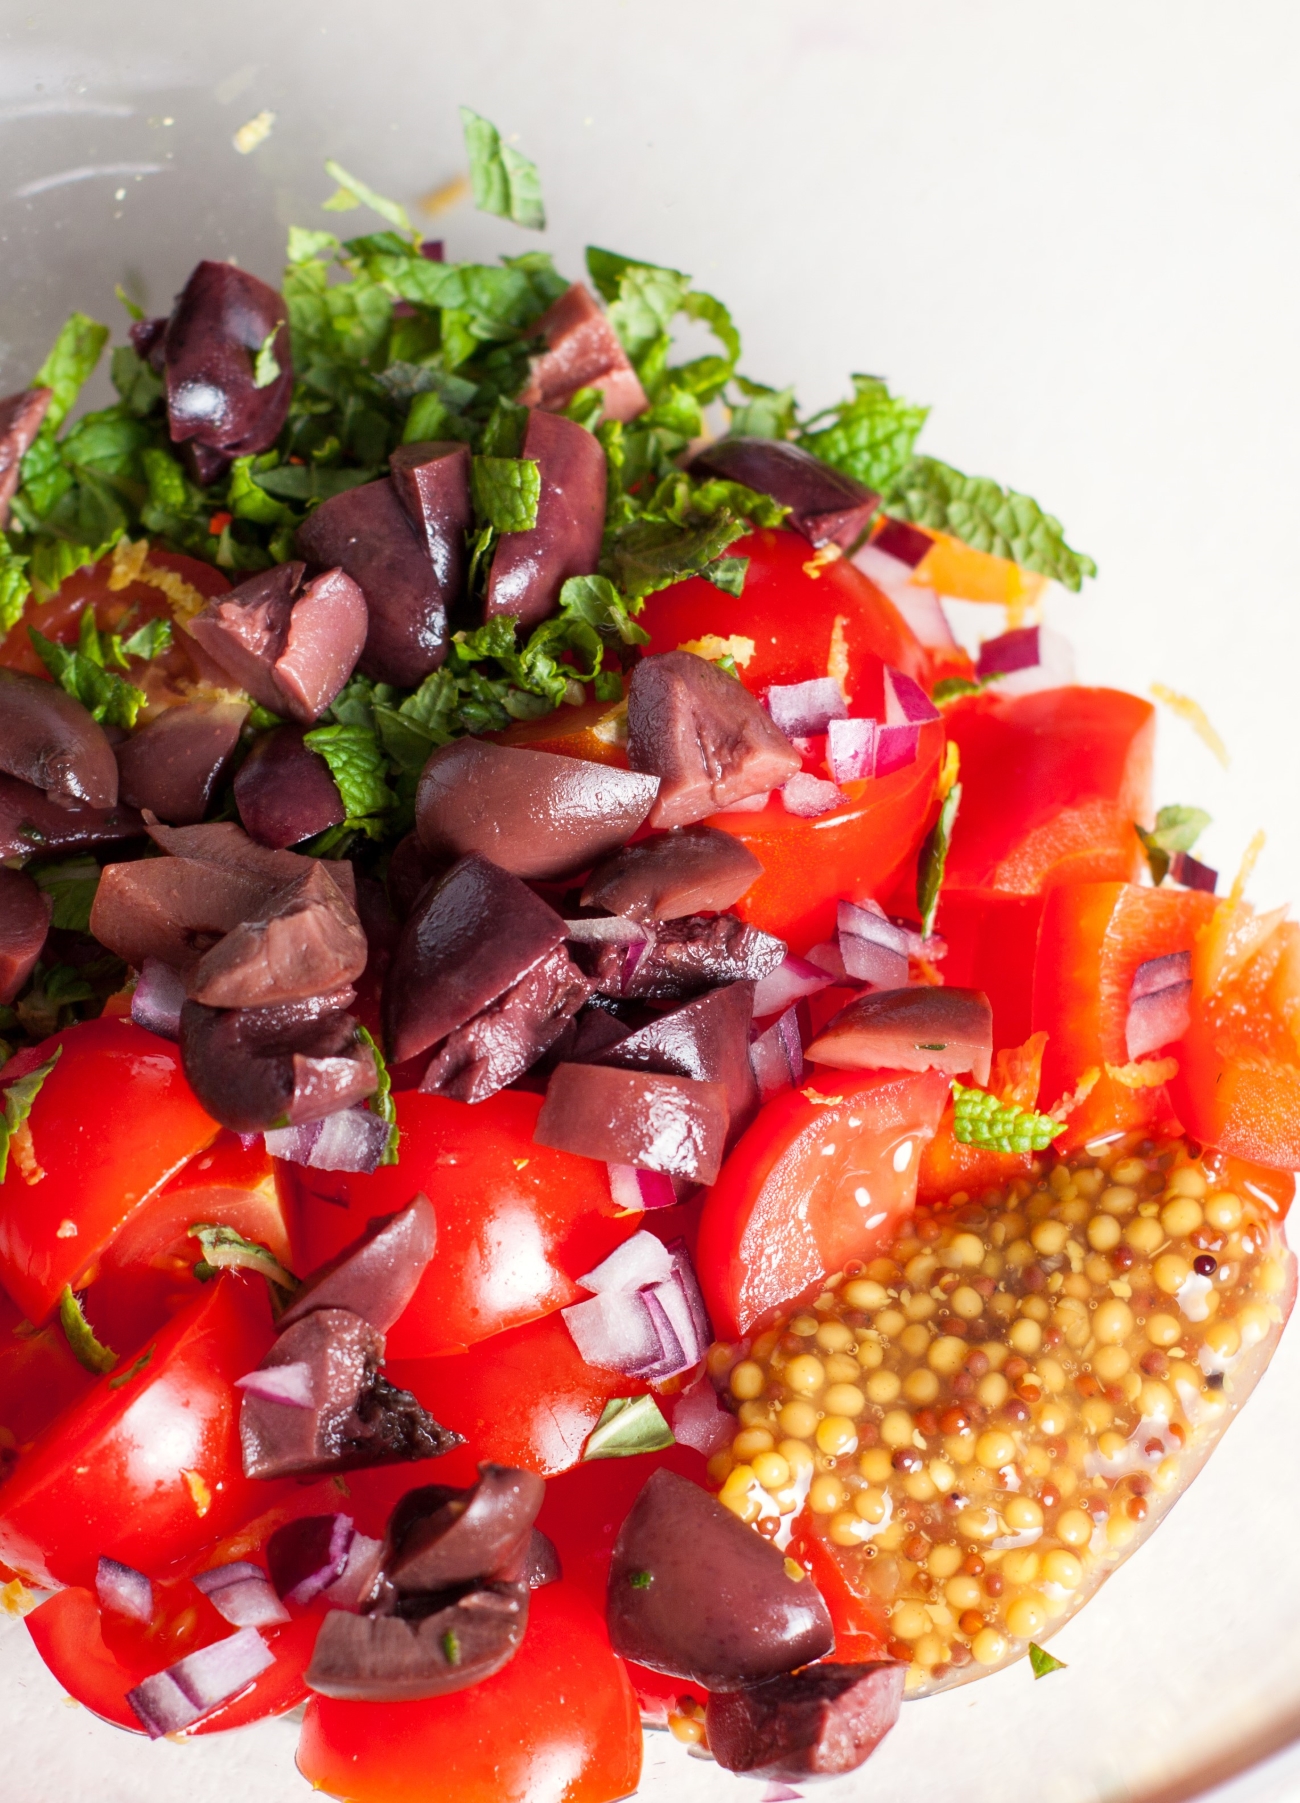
left=524, top=1529, right=561, bottom=1590
left=806, top=986, right=994, bottom=1085
left=485, top=411, right=607, bottom=627
left=535, top=1063, right=729, bottom=1184
left=415, top=739, right=659, bottom=883
left=144, top=817, right=356, bottom=908
left=581, top=826, right=763, bottom=922
left=0, top=385, right=52, bottom=527
left=0, top=867, right=52, bottom=1004
left=187, top=863, right=367, bottom=1009
left=267, top=1513, right=361, bottom=1606
left=0, top=667, right=120, bottom=808
left=386, top=830, right=447, bottom=920
left=516, top=283, right=648, bottom=424
left=278, top=1195, right=437, bottom=1336
left=240, top=1306, right=461, bottom=1480
left=419, top=941, right=592, bottom=1102
left=114, top=699, right=248, bottom=824
left=234, top=726, right=345, bottom=849
left=0, top=773, right=142, bottom=861
left=705, top=1662, right=906, bottom=1779
left=90, top=856, right=277, bottom=972
left=627, top=652, right=801, bottom=828
left=388, top=441, right=473, bottom=593
left=382, top=853, right=568, bottom=1065
left=306, top=1581, right=528, bottom=1701
left=383, top=1466, right=546, bottom=1594
left=186, top=563, right=300, bottom=717
left=295, top=478, right=451, bottom=689
left=179, top=992, right=375, bottom=1133
left=161, top=260, right=292, bottom=483
left=189, top=563, right=369, bottom=726
left=688, top=437, right=879, bottom=550
left=603, top=913, right=785, bottom=1002
left=607, top=1469, right=834, bottom=1688
left=589, top=982, right=759, bottom=1144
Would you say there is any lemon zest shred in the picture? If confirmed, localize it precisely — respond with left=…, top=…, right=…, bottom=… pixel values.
left=419, top=173, right=471, bottom=217
left=1105, top=1058, right=1179, bottom=1090
left=801, top=544, right=841, bottom=581
left=1229, top=829, right=1267, bottom=909
left=827, top=614, right=850, bottom=697
left=181, top=1468, right=212, bottom=1518
left=109, top=536, right=208, bottom=628
left=0, top=1578, right=37, bottom=1618
left=1047, top=1066, right=1100, bottom=1121
left=11, top=1120, right=43, bottom=1185
left=676, top=633, right=755, bottom=669
left=936, top=739, right=960, bottom=804
left=1150, top=683, right=1229, bottom=768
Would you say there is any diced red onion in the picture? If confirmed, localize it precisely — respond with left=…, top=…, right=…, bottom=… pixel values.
left=193, top=1563, right=290, bottom=1628
left=564, top=1233, right=712, bottom=1381
left=781, top=772, right=846, bottom=818
left=1132, top=950, right=1192, bottom=1000
left=750, top=1004, right=805, bottom=1102
left=870, top=517, right=933, bottom=569
left=1170, top=850, right=1217, bottom=893
left=96, top=1556, right=153, bottom=1624
left=839, top=899, right=910, bottom=955
left=752, top=952, right=834, bottom=1019
left=608, top=1163, right=681, bottom=1212
left=838, top=900, right=911, bottom=989
left=714, top=789, right=771, bottom=814
left=663, top=1239, right=712, bottom=1367
left=126, top=1628, right=275, bottom=1739
left=563, top=917, right=648, bottom=944
left=578, top=1229, right=674, bottom=1294
left=671, top=1373, right=735, bottom=1458
left=265, top=1105, right=390, bottom=1173
left=638, top=1285, right=688, bottom=1382
left=826, top=716, right=877, bottom=783
left=322, top=1529, right=384, bottom=1611
left=561, top=1287, right=663, bottom=1376
left=130, top=957, right=186, bottom=1041
left=976, top=624, right=1075, bottom=697
left=234, top=1361, right=314, bottom=1408
left=806, top=940, right=847, bottom=980
left=268, top=1513, right=356, bottom=1606
left=765, top=677, right=847, bottom=738
left=883, top=665, right=940, bottom=727
left=760, top=1785, right=804, bottom=1802
left=874, top=721, right=921, bottom=777
left=886, top=583, right=957, bottom=652
left=1126, top=984, right=1192, bottom=1062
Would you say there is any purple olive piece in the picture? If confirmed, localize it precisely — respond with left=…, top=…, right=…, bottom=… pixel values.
left=90, top=857, right=277, bottom=972
left=524, top=1530, right=561, bottom=1590
left=295, top=478, right=450, bottom=688
left=0, top=386, right=52, bottom=527
left=687, top=437, right=879, bottom=551
left=419, top=941, right=591, bottom=1103
left=581, top=827, right=763, bottom=922
left=485, top=411, right=607, bottom=628
left=187, top=564, right=369, bottom=725
left=278, top=1196, right=437, bottom=1336
left=306, top=1581, right=528, bottom=1702
left=144, top=818, right=356, bottom=908
left=807, top=986, right=994, bottom=1086
left=590, top=982, right=758, bottom=1145
left=388, top=441, right=473, bottom=596
left=0, top=668, right=120, bottom=808
left=627, top=652, right=801, bottom=829
left=114, top=699, right=248, bottom=824
left=382, top=853, right=567, bottom=1066
left=0, top=867, right=52, bottom=1004
left=178, top=992, right=375, bottom=1133
left=705, top=1662, right=907, bottom=1779
left=586, top=912, right=785, bottom=1003
left=534, top=1063, right=729, bottom=1184
left=234, top=726, right=345, bottom=849
left=386, top=830, right=446, bottom=920
left=162, top=260, right=292, bottom=483
left=130, top=316, right=167, bottom=366
left=606, top=1469, right=834, bottom=1689
left=185, top=563, right=300, bottom=716
left=266, top=1514, right=358, bottom=1607
left=0, top=773, right=142, bottom=861
left=188, top=863, right=367, bottom=1009
left=415, top=739, right=658, bottom=883
left=239, top=1306, right=461, bottom=1481
left=516, top=283, right=647, bottom=425
left=382, top=1466, right=546, bottom=1594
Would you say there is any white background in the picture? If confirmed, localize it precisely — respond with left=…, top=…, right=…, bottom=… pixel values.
left=1, top=4, right=1299, bottom=1799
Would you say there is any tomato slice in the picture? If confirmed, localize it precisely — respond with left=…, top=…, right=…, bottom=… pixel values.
left=298, top=1582, right=642, bottom=1803
left=942, top=687, right=1154, bottom=893
left=696, top=1068, right=950, bottom=1340
left=935, top=888, right=1045, bottom=1051
left=0, top=1285, right=93, bottom=1449
left=785, top=1515, right=892, bottom=1662
left=291, top=1090, right=639, bottom=1359
left=0, top=1019, right=219, bottom=1325
left=489, top=696, right=631, bottom=767
left=0, top=1273, right=276, bottom=1589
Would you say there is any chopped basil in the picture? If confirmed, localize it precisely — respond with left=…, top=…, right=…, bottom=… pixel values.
left=582, top=1394, right=676, bottom=1461
left=916, top=778, right=962, bottom=938
left=30, top=621, right=145, bottom=730
left=951, top=1080, right=1062, bottom=1155
left=59, top=1285, right=118, bottom=1375
left=1137, top=804, right=1212, bottom=886
left=461, top=108, right=546, bottom=231
left=1028, top=1642, right=1067, bottom=1679
left=189, top=1223, right=298, bottom=1293
left=356, top=1026, right=399, bottom=1165
left=252, top=327, right=282, bottom=389
left=0, top=1047, right=60, bottom=1183
left=108, top=1345, right=154, bottom=1390
left=31, top=857, right=100, bottom=933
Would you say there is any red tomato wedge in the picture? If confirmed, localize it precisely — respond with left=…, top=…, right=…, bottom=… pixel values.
left=0, top=1285, right=93, bottom=1448
left=935, top=888, right=1046, bottom=1051
left=0, top=1020, right=219, bottom=1324
left=942, top=687, right=1154, bottom=893
left=0, top=1274, right=275, bottom=1589
left=299, top=1582, right=643, bottom=1803
left=696, top=1068, right=950, bottom=1340
left=291, top=1090, right=638, bottom=1359
left=786, top=1516, right=892, bottom=1663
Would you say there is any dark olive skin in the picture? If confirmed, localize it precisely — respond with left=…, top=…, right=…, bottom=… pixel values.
left=388, top=441, right=473, bottom=596
left=90, top=856, right=277, bottom=973
left=705, top=1661, right=906, bottom=1779
left=0, top=386, right=52, bottom=527
left=278, top=1196, right=437, bottom=1336
left=534, top=1062, right=729, bottom=1184
left=188, top=862, right=367, bottom=1010
left=587, top=912, right=785, bottom=1004
left=234, top=726, right=345, bottom=850
left=115, top=699, right=248, bottom=825
left=485, top=410, right=606, bottom=627
left=178, top=991, right=375, bottom=1132
left=419, top=942, right=591, bottom=1104
left=807, top=985, right=994, bottom=1086
left=582, top=826, right=763, bottom=922
left=589, top=981, right=759, bottom=1146
left=383, top=1465, right=546, bottom=1594
left=0, top=773, right=142, bottom=862
left=162, top=260, right=292, bottom=483
left=186, top=564, right=301, bottom=717
left=306, top=1582, right=528, bottom=1702
left=0, top=867, right=51, bottom=1004
left=687, top=436, right=878, bottom=549
left=0, top=667, right=120, bottom=808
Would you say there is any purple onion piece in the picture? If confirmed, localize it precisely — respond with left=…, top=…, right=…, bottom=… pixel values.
left=1126, top=983, right=1192, bottom=1063
left=761, top=1786, right=804, bottom=1802
left=765, top=678, right=847, bottom=738
left=1170, top=850, right=1217, bottom=893
left=838, top=899, right=910, bottom=956
left=883, top=666, right=940, bottom=727
left=874, top=722, right=921, bottom=777
left=578, top=1229, right=674, bottom=1294
left=806, top=941, right=847, bottom=980
left=560, top=1287, right=663, bottom=1377
left=234, top=1361, right=315, bottom=1408
left=826, top=717, right=878, bottom=784
left=323, top=1529, right=384, bottom=1611
left=130, top=957, right=187, bottom=1041
left=266, top=1513, right=355, bottom=1606
left=977, top=625, right=1042, bottom=678
left=265, top=1105, right=389, bottom=1174
left=192, top=1564, right=290, bottom=1628
left=750, top=1004, right=805, bottom=1102
left=638, top=1286, right=688, bottom=1382
left=656, top=1239, right=712, bottom=1371
left=838, top=935, right=909, bottom=989
left=671, top=1374, right=735, bottom=1458
left=607, top=1164, right=680, bottom=1212
left=126, top=1628, right=276, bottom=1738
left=752, top=955, right=833, bottom=1020
left=871, top=518, right=933, bottom=568
left=1131, top=950, right=1193, bottom=1000
left=96, top=1556, right=154, bottom=1624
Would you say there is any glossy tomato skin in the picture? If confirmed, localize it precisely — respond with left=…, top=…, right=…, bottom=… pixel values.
left=291, top=1090, right=639, bottom=1359
left=696, top=1067, right=950, bottom=1340
left=0, top=1274, right=276, bottom=1589
left=0, top=1020, right=219, bottom=1324
left=298, top=1582, right=642, bottom=1803
left=942, top=687, right=1154, bottom=893
left=0, top=1284, right=93, bottom=1448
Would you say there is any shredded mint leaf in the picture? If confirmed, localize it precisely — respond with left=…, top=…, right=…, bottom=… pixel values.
left=701, top=555, right=749, bottom=597
left=30, top=625, right=145, bottom=729
left=952, top=1080, right=1062, bottom=1154
left=555, top=573, right=648, bottom=647
left=441, top=1628, right=461, bottom=1666
left=31, top=857, right=100, bottom=933
left=729, top=377, right=798, bottom=440
left=253, top=464, right=377, bottom=503
left=59, top=1285, right=118, bottom=1375
left=189, top=1223, right=298, bottom=1292
left=917, top=780, right=962, bottom=938
left=108, top=1345, right=155, bottom=1390
left=32, top=312, right=110, bottom=432
left=799, top=375, right=928, bottom=494
left=460, top=108, right=546, bottom=230
left=110, top=344, right=165, bottom=416
left=15, top=962, right=102, bottom=1039
left=932, top=677, right=983, bottom=705
left=1028, top=1642, right=1068, bottom=1679
left=0, top=539, right=31, bottom=635
left=302, top=721, right=396, bottom=827
left=322, top=159, right=415, bottom=238
left=603, top=472, right=785, bottom=602
left=583, top=1394, right=675, bottom=1460
left=471, top=455, right=540, bottom=533
left=0, top=1047, right=60, bottom=1183
left=253, top=327, right=282, bottom=389
left=114, top=283, right=145, bottom=322
left=1136, top=805, right=1211, bottom=887
left=356, top=1025, right=399, bottom=1165
left=884, top=456, right=1097, bottom=592
left=117, top=615, right=173, bottom=662
left=593, top=669, right=623, bottom=702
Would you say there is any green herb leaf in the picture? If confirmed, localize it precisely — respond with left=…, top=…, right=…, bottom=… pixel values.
left=356, top=1025, right=399, bottom=1165
left=252, top=327, right=282, bottom=389
left=627, top=1569, right=654, bottom=1590
left=322, top=159, right=415, bottom=239
left=917, top=780, right=961, bottom=938
left=108, top=1345, right=155, bottom=1390
left=951, top=1080, right=1062, bottom=1154
left=31, top=857, right=100, bottom=933
left=932, top=676, right=984, bottom=705
left=1028, top=1642, right=1068, bottom=1679
left=884, top=456, right=1097, bottom=592
left=110, top=344, right=165, bottom=416
left=460, top=108, right=546, bottom=230
left=701, top=555, right=749, bottom=597
left=14, top=963, right=99, bottom=1039
left=799, top=374, right=929, bottom=493
left=1136, top=804, right=1212, bottom=886
left=59, top=1285, right=118, bottom=1375
left=0, top=1047, right=60, bottom=1183
left=301, top=721, right=396, bottom=832
left=583, top=1394, right=676, bottom=1461
left=471, top=455, right=540, bottom=533
left=114, top=283, right=145, bottom=322
left=0, top=539, right=31, bottom=635
left=441, top=1628, right=461, bottom=1666
left=728, top=377, right=798, bottom=440
left=32, top=312, right=110, bottom=432
left=29, top=625, right=145, bottom=729
left=118, top=616, right=174, bottom=661
left=188, top=1223, right=299, bottom=1292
